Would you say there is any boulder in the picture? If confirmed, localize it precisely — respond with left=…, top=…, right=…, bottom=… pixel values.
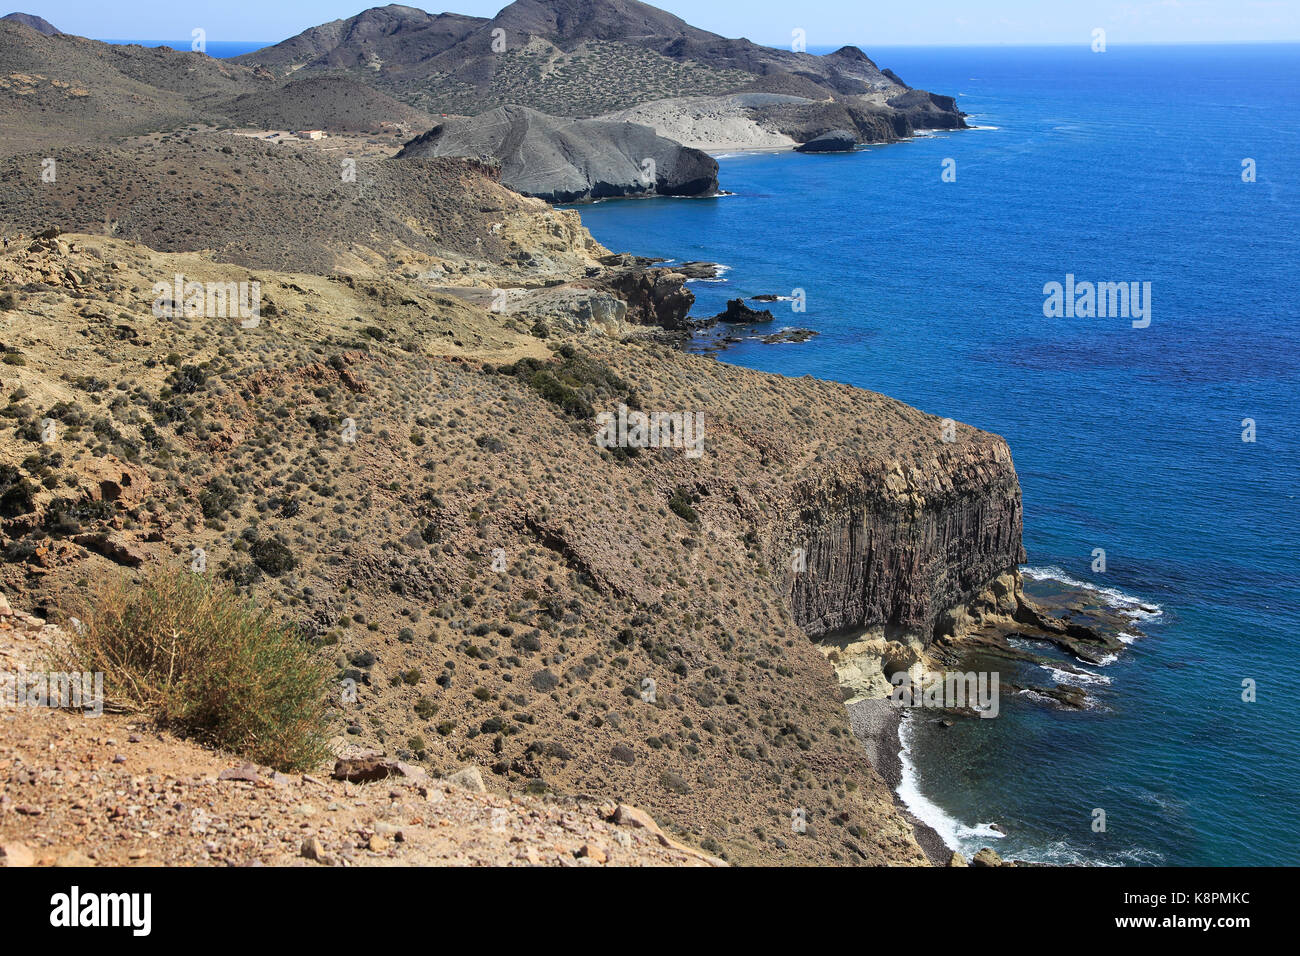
left=714, top=299, right=775, bottom=324
left=971, top=847, right=1004, bottom=867
left=795, top=129, right=858, bottom=153
left=444, top=765, right=487, bottom=793
left=0, top=842, right=35, bottom=867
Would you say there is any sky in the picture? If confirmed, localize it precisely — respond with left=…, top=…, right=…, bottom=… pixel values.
left=12, top=0, right=1300, bottom=46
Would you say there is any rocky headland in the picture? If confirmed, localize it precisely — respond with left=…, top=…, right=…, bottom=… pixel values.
left=396, top=105, right=720, bottom=203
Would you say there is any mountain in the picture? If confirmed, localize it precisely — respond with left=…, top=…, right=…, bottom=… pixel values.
left=237, top=1, right=966, bottom=135
left=238, top=4, right=485, bottom=72
left=1, top=11, right=59, bottom=34
left=0, top=19, right=267, bottom=154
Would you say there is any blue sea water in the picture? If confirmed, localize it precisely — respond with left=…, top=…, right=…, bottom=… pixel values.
left=573, top=44, right=1300, bottom=866
left=100, top=40, right=270, bottom=58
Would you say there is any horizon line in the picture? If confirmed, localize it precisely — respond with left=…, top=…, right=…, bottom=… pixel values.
left=92, top=37, right=1300, bottom=48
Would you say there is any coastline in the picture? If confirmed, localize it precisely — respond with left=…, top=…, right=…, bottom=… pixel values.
left=847, top=697, right=952, bottom=866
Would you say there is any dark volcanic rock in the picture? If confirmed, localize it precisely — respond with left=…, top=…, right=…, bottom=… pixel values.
left=591, top=265, right=697, bottom=331
left=755, top=100, right=912, bottom=145
left=1, top=12, right=60, bottom=35
left=674, top=261, right=721, bottom=279
left=760, top=328, right=818, bottom=344
left=782, top=434, right=1027, bottom=640
left=887, top=88, right=969, bottom=131
left=397, top=104, right=719, bottom=203
left=796, top=129, right=858, bottom=153
left=715, top=299, right=775, bottom=323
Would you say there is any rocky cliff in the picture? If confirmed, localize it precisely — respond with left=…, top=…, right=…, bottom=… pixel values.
left=779, top=432, right=1026, bottom=642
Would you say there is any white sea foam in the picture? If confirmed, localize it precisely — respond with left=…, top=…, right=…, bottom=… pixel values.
left=1042, top=664, right=1111, bottom=687
left=1021, top=565, right=1163, bottom=621
left=895, top=718, right=1008, bottom=852
left=1016, top=688, right=1055, bottom=703
left=1007, top=637, right=1043, bottom=650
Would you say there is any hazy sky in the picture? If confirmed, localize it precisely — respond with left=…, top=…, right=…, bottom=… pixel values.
left=18, top=0, right=1300, bottom=45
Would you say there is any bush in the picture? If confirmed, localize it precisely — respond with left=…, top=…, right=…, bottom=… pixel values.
left=0, top=464, right=36, bottom=517
left=250, top=537, right=296, bottom=576
left=668, top=487, right=699, bottom=523
left=66, top=566, right=333, bottom=771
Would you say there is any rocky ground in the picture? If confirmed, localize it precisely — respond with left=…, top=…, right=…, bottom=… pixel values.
left=0, top=593, right=722, bottom=867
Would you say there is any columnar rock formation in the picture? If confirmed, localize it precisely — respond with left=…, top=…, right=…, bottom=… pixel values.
left=780, top=435, right=1026, bottom=642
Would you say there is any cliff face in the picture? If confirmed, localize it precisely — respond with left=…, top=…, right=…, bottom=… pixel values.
left=780, top=435, right=1026, bottom=642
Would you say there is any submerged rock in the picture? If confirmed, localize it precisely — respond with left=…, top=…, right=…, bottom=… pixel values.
left=760, top=327, right=818, bottom=344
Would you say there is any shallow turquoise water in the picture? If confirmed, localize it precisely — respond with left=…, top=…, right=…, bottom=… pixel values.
left=574, top=44, right=1300, bottom=865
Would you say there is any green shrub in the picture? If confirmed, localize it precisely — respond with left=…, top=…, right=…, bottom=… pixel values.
left=66, top=566, right=333, bottom=771
left=250, top=537, right=296, bottom=576
left=668, top=487, right=699, bottom=523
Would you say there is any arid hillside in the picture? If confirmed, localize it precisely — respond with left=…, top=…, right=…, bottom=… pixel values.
left=0, top=229, right=1036, bottom=864
left=0, top=134, right=607, bottom=276
left=0, top=20, right=268, bottom=154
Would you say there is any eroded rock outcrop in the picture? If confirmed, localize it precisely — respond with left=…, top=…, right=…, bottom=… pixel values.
left=779, top=433, right=1026, bottom=643
left=397, top=105, right=719, bottom=204
left=796, top=130, right=858, bottom=153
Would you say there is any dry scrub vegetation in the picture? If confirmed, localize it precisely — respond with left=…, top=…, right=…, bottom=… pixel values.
left=65, top=565, right=333, bottom=771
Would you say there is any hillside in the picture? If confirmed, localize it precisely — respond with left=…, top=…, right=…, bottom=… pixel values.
left=0, top=594, right=723, bottom=866
left=0, top=134, right=607, bottom=276
left=0, top=20, right=267, bottom=154
left=0, top=225, right=1036, bottom=864
left=215, top=75, right=435, bottom=133
left=236, top=1, right=967, bottom=133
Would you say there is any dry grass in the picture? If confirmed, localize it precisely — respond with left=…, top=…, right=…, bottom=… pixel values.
left=65, top=565, right=333, bottom=771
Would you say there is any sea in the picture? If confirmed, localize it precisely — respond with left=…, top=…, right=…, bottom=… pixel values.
left=99, top=40, right=271, bottom=58
left=571, top=44, right=1300, bottom=866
